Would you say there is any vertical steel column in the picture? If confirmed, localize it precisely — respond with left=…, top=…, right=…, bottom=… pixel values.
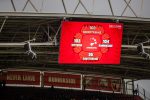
left=122, top=78, right=126, bottom=94
left=0, top=18, right=7, bottom=33
left=108, top=0, right=114, bottom=16
left=53, top=23, right=62, bottom=46
left=11, top=0, right=16, bottom=11
left=62, top=0, right=67, bottom=14
left=132, top=79, right=135, bottom=100
left=40, top=71, right=44, bottom=88
left=143, top=89, right=146, bottom=100
left=137, top=84, right=139, bottom=96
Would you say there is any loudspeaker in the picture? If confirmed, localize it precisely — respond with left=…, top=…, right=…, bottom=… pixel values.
left=24, top=42, right=30, bottom=51
left=137, top=43, right=144, bottom=54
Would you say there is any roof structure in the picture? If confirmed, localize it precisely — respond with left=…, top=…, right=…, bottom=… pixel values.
left=0, top=0, right=150, bottom=79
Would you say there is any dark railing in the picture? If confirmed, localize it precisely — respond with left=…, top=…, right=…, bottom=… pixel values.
left=0, top=86, right=140, bottom=100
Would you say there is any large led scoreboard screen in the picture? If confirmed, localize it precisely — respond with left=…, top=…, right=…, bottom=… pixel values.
left=59, top=21, right=123, bottom=64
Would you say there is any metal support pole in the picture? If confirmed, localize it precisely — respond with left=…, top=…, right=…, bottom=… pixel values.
left=11, top=0, right=16, bottom=11
left=79, top=0, right=90, bottom=14
left=132, top=79, right=135, bottom=100
left=42, top=26, right=52, bottom=41
left=73, top=1, right=80, bottom=14
left=131, top=34, right=138, bottom=45
left=143, top=89, right=146, bottom=100
left=123, top=0, right=137, bottom=17
left=125, top=81, right=128, bottom=94
left=24, top=38, right=36, bottom=43
left=62, top=0, right=67, bottom=14
left=40, top=72, right=44, bottom=88
left=135, top=39, right=150, bottom=45
left=132, top=79, right=134, bottom=96
left=122, top=78, right=126, bottom=94
left=22, top=0, right=38, bottom=12
left=121, top=0, right=131, bottom=16
left=53, top=23, right=62, bottom=46
left=47, top=24, right=50, bottom=42
left=22, top=0, right=30, bottom=11
left=28, top=0, right=38, bottom=12
left=0, top=18, right=7, bottom=33
left=137, top=84, right=139, bottom=96
left=108, top=0, right=114, bottom=16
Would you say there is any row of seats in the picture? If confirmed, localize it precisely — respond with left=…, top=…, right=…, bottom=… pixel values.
left=0, top=86, right=142, bottom=100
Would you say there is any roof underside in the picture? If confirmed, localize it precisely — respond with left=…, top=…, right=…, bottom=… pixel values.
left=0, top=15, right=150, bottom=79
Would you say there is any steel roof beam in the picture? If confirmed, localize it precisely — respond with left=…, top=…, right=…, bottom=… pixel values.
left=0, top=42, right=149, bottom=49
left=0, top=42, right=54, bottom=47
left=0, top=12, right=150, bottom=22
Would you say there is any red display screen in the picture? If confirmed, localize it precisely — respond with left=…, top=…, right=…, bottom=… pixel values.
left=59, top=21, right=123, bottom=64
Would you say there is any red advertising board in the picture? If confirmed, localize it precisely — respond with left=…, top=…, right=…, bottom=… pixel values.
left=83, top=75, right=121, bottom=92
left=59, top=21, right=123, bottom=64
left=3, top=71, right=40, bottom=86
left=44, top=72, right=81, bottom=89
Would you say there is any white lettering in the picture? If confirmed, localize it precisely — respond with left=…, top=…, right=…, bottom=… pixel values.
left=48, top=77, right=76, bottom=84
left=103, top=40, right=109, bottom=43
left=86, top=47, right=97, bottom=49
left=99, top=44, right=113, bottom=47
left=90, top=26, right=96, bottom=30
left=88, top=53, right=94, bottom=57
left=7, top=75, right=21, bottom=81
left=74, top=39, right=81, bottom=43
left=71, top=44, right=82, bottom=47
left=109, top=25, right=122, bottom=29
left=22, top=75, right=35, bottom=81
left=82, top=57, right=98, bottom=61
left=83, top=31, right=102, bottom=34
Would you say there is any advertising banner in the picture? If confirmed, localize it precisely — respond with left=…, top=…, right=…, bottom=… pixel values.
left=83, top=75, right=121, bottom=92
left=59, top=21, right=123, bottom=64
left=44, top=72, right=81, bottom=89
left=4, top=70, right=40, bottom=86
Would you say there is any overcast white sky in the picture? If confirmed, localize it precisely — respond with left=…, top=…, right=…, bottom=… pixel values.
left=0, top=0, right=150, bottom=18
left=135, top=80, right=150, bottom=99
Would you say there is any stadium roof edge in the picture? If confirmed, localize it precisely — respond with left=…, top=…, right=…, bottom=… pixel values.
left=0, top=12, right=150, bottom=22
